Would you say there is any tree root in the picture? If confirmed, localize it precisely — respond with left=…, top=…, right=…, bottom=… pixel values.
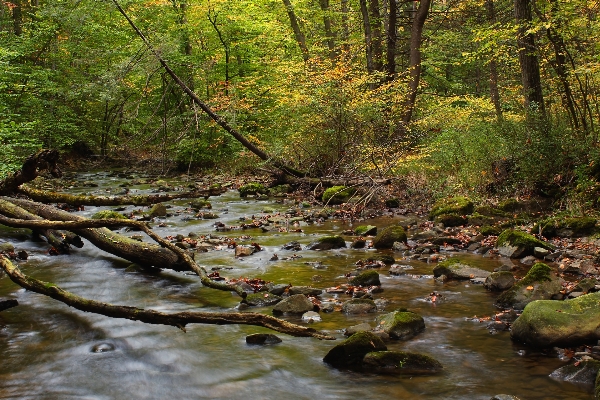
left=0, top=257, right=334, bottom=339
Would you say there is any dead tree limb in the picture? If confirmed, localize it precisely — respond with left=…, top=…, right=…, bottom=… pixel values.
left=0, top=149, right=62, bottom=195
left=111, top=0, right=306, bottom=179
left=18, top=186, right=226, bottom=207
left=0, top=204, right=246, bottom=297
left=0, top=257, right=334, bottom=339
left=0, top=298, right=18, bottom=312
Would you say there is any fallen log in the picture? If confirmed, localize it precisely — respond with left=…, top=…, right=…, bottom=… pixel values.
left=0, top=298, right=18, bottom=312
left=19, top=186, right=227, bottom=207
left=0, top=209, right=246, bottom=296
left=0, top=256, right=334, bottom=339
left=0, top=149, right=62, bottom=196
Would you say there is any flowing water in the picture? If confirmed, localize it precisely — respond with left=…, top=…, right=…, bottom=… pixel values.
left=0, top=172, right=593, bottom=399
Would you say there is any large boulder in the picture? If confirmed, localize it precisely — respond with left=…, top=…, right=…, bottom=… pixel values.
left=354, top=225, right=377, bottom=236
left=549, top=360, right=600, bottom=388
left=272, top=294, right=315, bottom=314
left=433, top=258, right=491, bottom=280
left=362, top=351, right=443, bottom=375
left=496, top=229, right=554, bottom=258
left=511, top=292, right=600, bottom=347
left=323, top=331, right=387, bottom=369
left=375, top=310, right=425, bottom=340
left=307, top=235, right=346, bottom=250
left=372, top=226, right=407, bottom=249
left=496, top=263, right=562, bottom=310
left=349, top=270, right=381, bottom=287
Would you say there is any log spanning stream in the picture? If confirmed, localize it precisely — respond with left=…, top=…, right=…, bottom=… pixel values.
left=0, top=172, right=592, bottom=399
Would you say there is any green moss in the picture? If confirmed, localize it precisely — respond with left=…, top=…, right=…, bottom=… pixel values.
left=322, top=186, right=356, bottom=205
left=429, top=196, right=474, bottom=219
left=238, top=182, right=267, bottom=197
left=467, top=212, right=494, bottom=226
left=435, top=213, right=467, bottom=227
left=323, top=331, right=387, bottom=368
left=349, top=270, right=381, bottom=286
left=497, top=198, right=523, bottom=212
left=497, top=229, right=554, bottom=251
left=91, top=210, right=128, bottom=220
left=533, top=216, right=597, bottom=237
left=519, top=263, right=553, bottom=286
left=354, top=225, right=377, bottom=236
left=372, top=226, right=407, bottom=249
left=269, top=184, right=291, bottom=196
left=363, top=351, right=443, bottom=373
left=189, top=199, right=212, bottom=210
left=474, top=205, right=509, bottom=217
left=371, top=254, right=395, bottom=265
left=436, top=257, right=461, bottom=269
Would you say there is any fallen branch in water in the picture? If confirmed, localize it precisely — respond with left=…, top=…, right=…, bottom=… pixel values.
left=0, top=257, right=334, bottom=340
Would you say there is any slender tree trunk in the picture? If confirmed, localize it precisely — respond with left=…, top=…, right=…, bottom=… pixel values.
left=369, top=0, right=383, bottom=72
left=485, top=0, right=502, bottom=119
left=319, top=0, right=337, bottom=60
left=208, top=8, right=230, bottom=95
left=514, top=0, right=545, bottom=114
left=386, top=0, right=397, bottom=80
left=360, top=0, right=374, bottom=74
left=340, top=0, right=350, bottom=57
left=282, top=0, right=309, bottom=62
left=402, top=0, right=431, bottom=125
left=12, top=0, right=22, bottom=36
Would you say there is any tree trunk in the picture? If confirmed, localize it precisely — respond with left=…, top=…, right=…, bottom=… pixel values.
left=401, top=0, right=430, bottom=125
left=360, top=0, right=374, bottom=75
left=319, top=0, right=337, bottom=60
left=385, top=0, right=397, bottom=81
left=485, top=0, right=502, bottom=120
left=12, top=0, right=22, bottom=36
left=0, top=149, right=62, bottom=196
left=340, top=0, right=350, bottom=57
left=369, top=0, right=383, bottom=72
left=282, top=0, right=310, bottom=62
left=514, top=0, right=545, bottom=114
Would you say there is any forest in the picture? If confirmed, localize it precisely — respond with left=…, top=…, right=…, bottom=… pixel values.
left=2, top=0, right=600, bottom=399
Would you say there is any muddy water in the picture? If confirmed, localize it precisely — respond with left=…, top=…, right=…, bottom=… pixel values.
left=0, top=173, right=592, bottom=399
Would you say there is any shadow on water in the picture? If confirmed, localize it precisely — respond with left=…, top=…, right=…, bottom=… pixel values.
left=0, top=176, right=594, bottom=399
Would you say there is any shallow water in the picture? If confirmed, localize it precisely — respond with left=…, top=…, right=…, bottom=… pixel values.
left=0, top=173, right=592, bottom=399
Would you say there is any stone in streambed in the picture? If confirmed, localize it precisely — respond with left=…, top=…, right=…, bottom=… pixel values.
left=362, top=351, right=443, bottom=375
left=342, top=298, right=377, bottom=314
left=496, top=263, right=562, bottom=310
left=306, top=235, right=346, bottom=250
left=433, top=258, right=490, bottom=280
left=272, top=294, right=314, bottom=314
left=349, top=270, right=381, bottom=287
left=246, top=333, right=282, bottom=345
left=323, top=331, right=387, bottom=369
left=244, top=292, right=282, bottom=307
left=375, top=310, right=425, bottom=340
left=484, top=271, right=515, bottom=291
left=372, top=226, right=407, bottom=249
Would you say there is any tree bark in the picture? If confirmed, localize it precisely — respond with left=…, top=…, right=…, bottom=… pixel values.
left=319, top=0, right=337, bottom=60
left=385, top=0, right=397, bottom=81
left=282, top=0, right=309, bottom=63
left=0, top=256, right=334, bottom=339
left=360, top=0, right=375, bottom=75
left=514, top=0, right=545, bottom=114
left=485, top=0, right=503, bottom=120
left=402, top=0, right=430, bottom=125
left=369, top=0, right=384, bottom=72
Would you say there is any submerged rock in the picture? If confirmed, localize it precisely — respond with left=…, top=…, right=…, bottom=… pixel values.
left=511, top=292, right=600, bottom=347
left=375, top=310, right=425, bottom=340
left=484, top=271, right=515, bottom=291
left=246, top=333, right=282, bottom=345
left=549, top=360, right=600, bottom=388
left=323, top=331, right=387, bottom=369
left=362, top=351, right=442, bottom=375
left=344, top=323, right=373, bottom=336
left=272, top=294, right=314, bottom=314
left=288, top=286, right=323, bottom=296
left=496, top=263, right=562, bottom=310
left=306, top=235, right=346, bottom=250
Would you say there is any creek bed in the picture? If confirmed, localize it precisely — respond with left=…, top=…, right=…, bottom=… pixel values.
left=0, top=173, right=592, bottom=399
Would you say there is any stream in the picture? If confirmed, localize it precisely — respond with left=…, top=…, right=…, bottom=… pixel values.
left=0, top=172, right=593, bottom=399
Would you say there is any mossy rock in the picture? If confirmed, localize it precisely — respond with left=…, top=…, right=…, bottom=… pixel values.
left=433, top=258, right=490, bottom=280
left=429, top=196, right=474, bottom=219
left=372, top=226, right=407, bottom=249
left=467, top=212, right=494, bottom=227
left=370, top=254, right=395, bottom=266
left=474, top=205, right=509, bottom=218
left=238, top=182, right=267, bottom=197
left=496, top=229, right=554, bottom=258
left=148, top=203, right=167, bottom=218
left=375, top=310, right=425, bottom=340
left=323, top=331, right=387, bottom=369
left=354, top=225, right=377, bottom=236
left=511, top=292, right=600, bottom=347
left=307, top=235, right=346, bottom=250
left=362, top=351, right=443, bottom=375
left=434, top=214, right=467, bottom=227
left=91, top=210, right=128, bottom=220
left=189, top=199, right=212, bottom=210
left=533, top=216, right=597, bottom=238
left=269, top=184, right=292, bottom=196
left=322, top=186, right=356, bottom=205
left=497, top=198, right=525, bottom=212
left=349, top=270, right=381, bottom=287
left=480, top=225, right=502, bottom=236
left=496, top=263, right=562, bottom=310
